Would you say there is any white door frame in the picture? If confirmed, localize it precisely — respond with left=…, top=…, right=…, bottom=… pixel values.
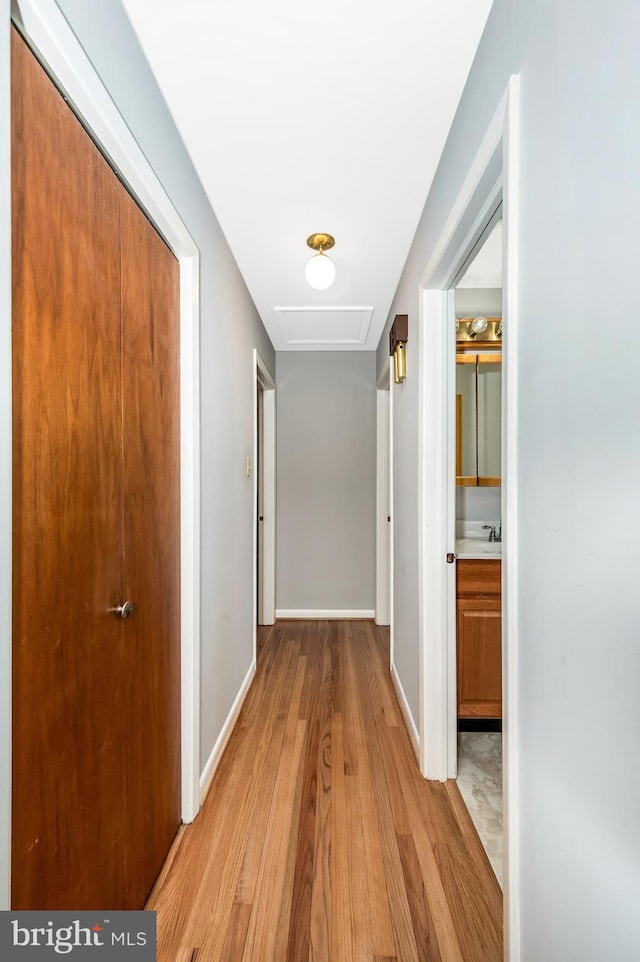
left=375, top=364, right=391, bottom=629
left=10, top=0, right=203, bottom=846
left=253, top=349, right=276, bottom=648
left=417, top=76, right=521, bottom=961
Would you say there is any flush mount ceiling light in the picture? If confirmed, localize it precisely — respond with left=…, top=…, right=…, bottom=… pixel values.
left=305, top=233, right=336, bottom=290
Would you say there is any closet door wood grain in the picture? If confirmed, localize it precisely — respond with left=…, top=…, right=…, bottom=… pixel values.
left=11, top=29, right=126, bottom=908
left=119, top=191, right=181, bottom=907
left=12, top=28, right=182, bottom=910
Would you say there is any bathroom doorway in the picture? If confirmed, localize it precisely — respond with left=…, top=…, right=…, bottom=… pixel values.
left=253, top=350, right=276, bottom=646
left=452, top=214, right=504, bottom=885
left=415, top=76, right=521, bottom=951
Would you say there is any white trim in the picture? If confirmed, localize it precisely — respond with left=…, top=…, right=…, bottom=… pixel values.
left=12, top=0, right=202, bottom=831
left=418, top=87, right=511, bottom=778
left=275, top=609, right=375, bottom=620
left=199, top=662, right=256, bottom=805
left=445, top=289, right=458, bottom=779
left=179, top=252, right=201, bottom=825
left=274, top=305, right=373, bottom=346
left=502, top=75, right=521, bottom=962
left=388, top=357, right=395, bottom=668
left=417, top=288, right=452, bottom=782
left=253, top=349, right=276, bottom=647
left=390, top=664, right=419, bottom=760
left=375, top=376, right=390, bottom=626
left=420, top=92, right=505, bottom=290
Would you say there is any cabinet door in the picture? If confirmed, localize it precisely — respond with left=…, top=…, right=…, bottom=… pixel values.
left=457, top=598, right=502, bottom=718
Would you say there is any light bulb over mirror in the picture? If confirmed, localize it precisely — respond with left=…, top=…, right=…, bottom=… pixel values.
left=469, top=316, right=488, bottom=337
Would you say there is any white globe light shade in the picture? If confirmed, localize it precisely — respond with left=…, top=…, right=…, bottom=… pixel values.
left=305, top=252, right=336, bottom=290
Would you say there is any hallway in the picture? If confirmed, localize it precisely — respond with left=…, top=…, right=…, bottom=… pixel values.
left=147, top=620, right=502, bottom=961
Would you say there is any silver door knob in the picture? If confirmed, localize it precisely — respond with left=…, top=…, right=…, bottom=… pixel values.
left=116, top=601, right=135, bottom=619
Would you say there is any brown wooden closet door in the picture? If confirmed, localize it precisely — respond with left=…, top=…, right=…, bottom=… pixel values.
left=119, top=191, right=181, bottom=908
left=11, top=30, right=126, bottom=908
left=11, top=29, right=181, bottom=909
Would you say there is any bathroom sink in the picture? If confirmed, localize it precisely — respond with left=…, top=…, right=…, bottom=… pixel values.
left=477, top=541, right=502, bottom=555
left=455, top=538, right=502, bottom=557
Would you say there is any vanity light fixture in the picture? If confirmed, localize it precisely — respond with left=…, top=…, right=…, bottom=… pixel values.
left=456, top=316, right=502, bottom=343
left=389, top=313, right=408, bottom=384
left=305, top=233, right=336, bottom=290
left=469, top=316, right=489, bottom=338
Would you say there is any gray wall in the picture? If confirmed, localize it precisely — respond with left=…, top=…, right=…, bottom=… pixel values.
left=455, top=287, right=502, bottom=317
left=456, top=487, right=501, bottom=525
left=276, top=352, right=376, bottom=612
left=2, top=0, right=275, bottom=904
left=377, top=0, right=640, bottom=958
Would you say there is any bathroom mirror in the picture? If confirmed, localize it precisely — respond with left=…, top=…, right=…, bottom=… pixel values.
left=456, top=352, right=501, bottom=486
left=456, top=356, right=477, bottom=484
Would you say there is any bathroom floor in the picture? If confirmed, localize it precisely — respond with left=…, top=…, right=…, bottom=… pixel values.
left=456, top=732, right=503, bottom=886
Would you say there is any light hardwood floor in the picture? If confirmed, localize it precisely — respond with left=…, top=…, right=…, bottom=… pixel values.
left=147, top=620, right=503, bottom=961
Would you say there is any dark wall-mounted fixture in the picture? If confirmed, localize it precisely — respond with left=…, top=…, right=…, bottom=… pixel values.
left=389, top=314, right=408, bottom=384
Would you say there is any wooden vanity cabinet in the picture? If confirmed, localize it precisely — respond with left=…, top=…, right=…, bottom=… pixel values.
left=456, top=559, right=502, bottom=719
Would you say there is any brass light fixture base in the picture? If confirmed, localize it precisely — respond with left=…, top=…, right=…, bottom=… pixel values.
left=456, top=316, right=502, bottom=345
left=306, top=232, right=335, bottom=252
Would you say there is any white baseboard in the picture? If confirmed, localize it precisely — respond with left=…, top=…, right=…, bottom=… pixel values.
left=199, top=660, right=256, bottom=805
left=390, top=661, right=420, bottom=761
left=275, top=609, right=375, bottom=620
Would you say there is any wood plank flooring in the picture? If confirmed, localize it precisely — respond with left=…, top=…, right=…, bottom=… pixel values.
left=147, top=620, right=503, bottom=961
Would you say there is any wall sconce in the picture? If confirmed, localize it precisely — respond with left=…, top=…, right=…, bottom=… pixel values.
left=305, top=233, right=336, bottom=290
left=389, top=313, right=408, bottom=384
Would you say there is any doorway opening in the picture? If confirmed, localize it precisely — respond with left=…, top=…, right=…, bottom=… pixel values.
left=253, top=350, right=276, bottom=653
left=452, top=213, right=504, bottom=885
left=375, top=361, right=392, bottom=637
left=416, top=76, right=521, bottom=957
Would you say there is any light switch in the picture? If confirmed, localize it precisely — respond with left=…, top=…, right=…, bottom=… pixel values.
left=246, top=456, right=252, bottom=478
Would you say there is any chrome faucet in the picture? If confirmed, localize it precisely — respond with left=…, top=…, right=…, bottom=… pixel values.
left=482, top=523, right=502, bottom=543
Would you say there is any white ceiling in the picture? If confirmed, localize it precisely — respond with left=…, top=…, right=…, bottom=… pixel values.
left=121, top=0, right=494, bottom=351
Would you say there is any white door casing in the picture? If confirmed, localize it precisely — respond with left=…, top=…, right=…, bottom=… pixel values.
left=417, top=75, right=521, bottom=962
left=375, top=364, right=391, bottom=627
